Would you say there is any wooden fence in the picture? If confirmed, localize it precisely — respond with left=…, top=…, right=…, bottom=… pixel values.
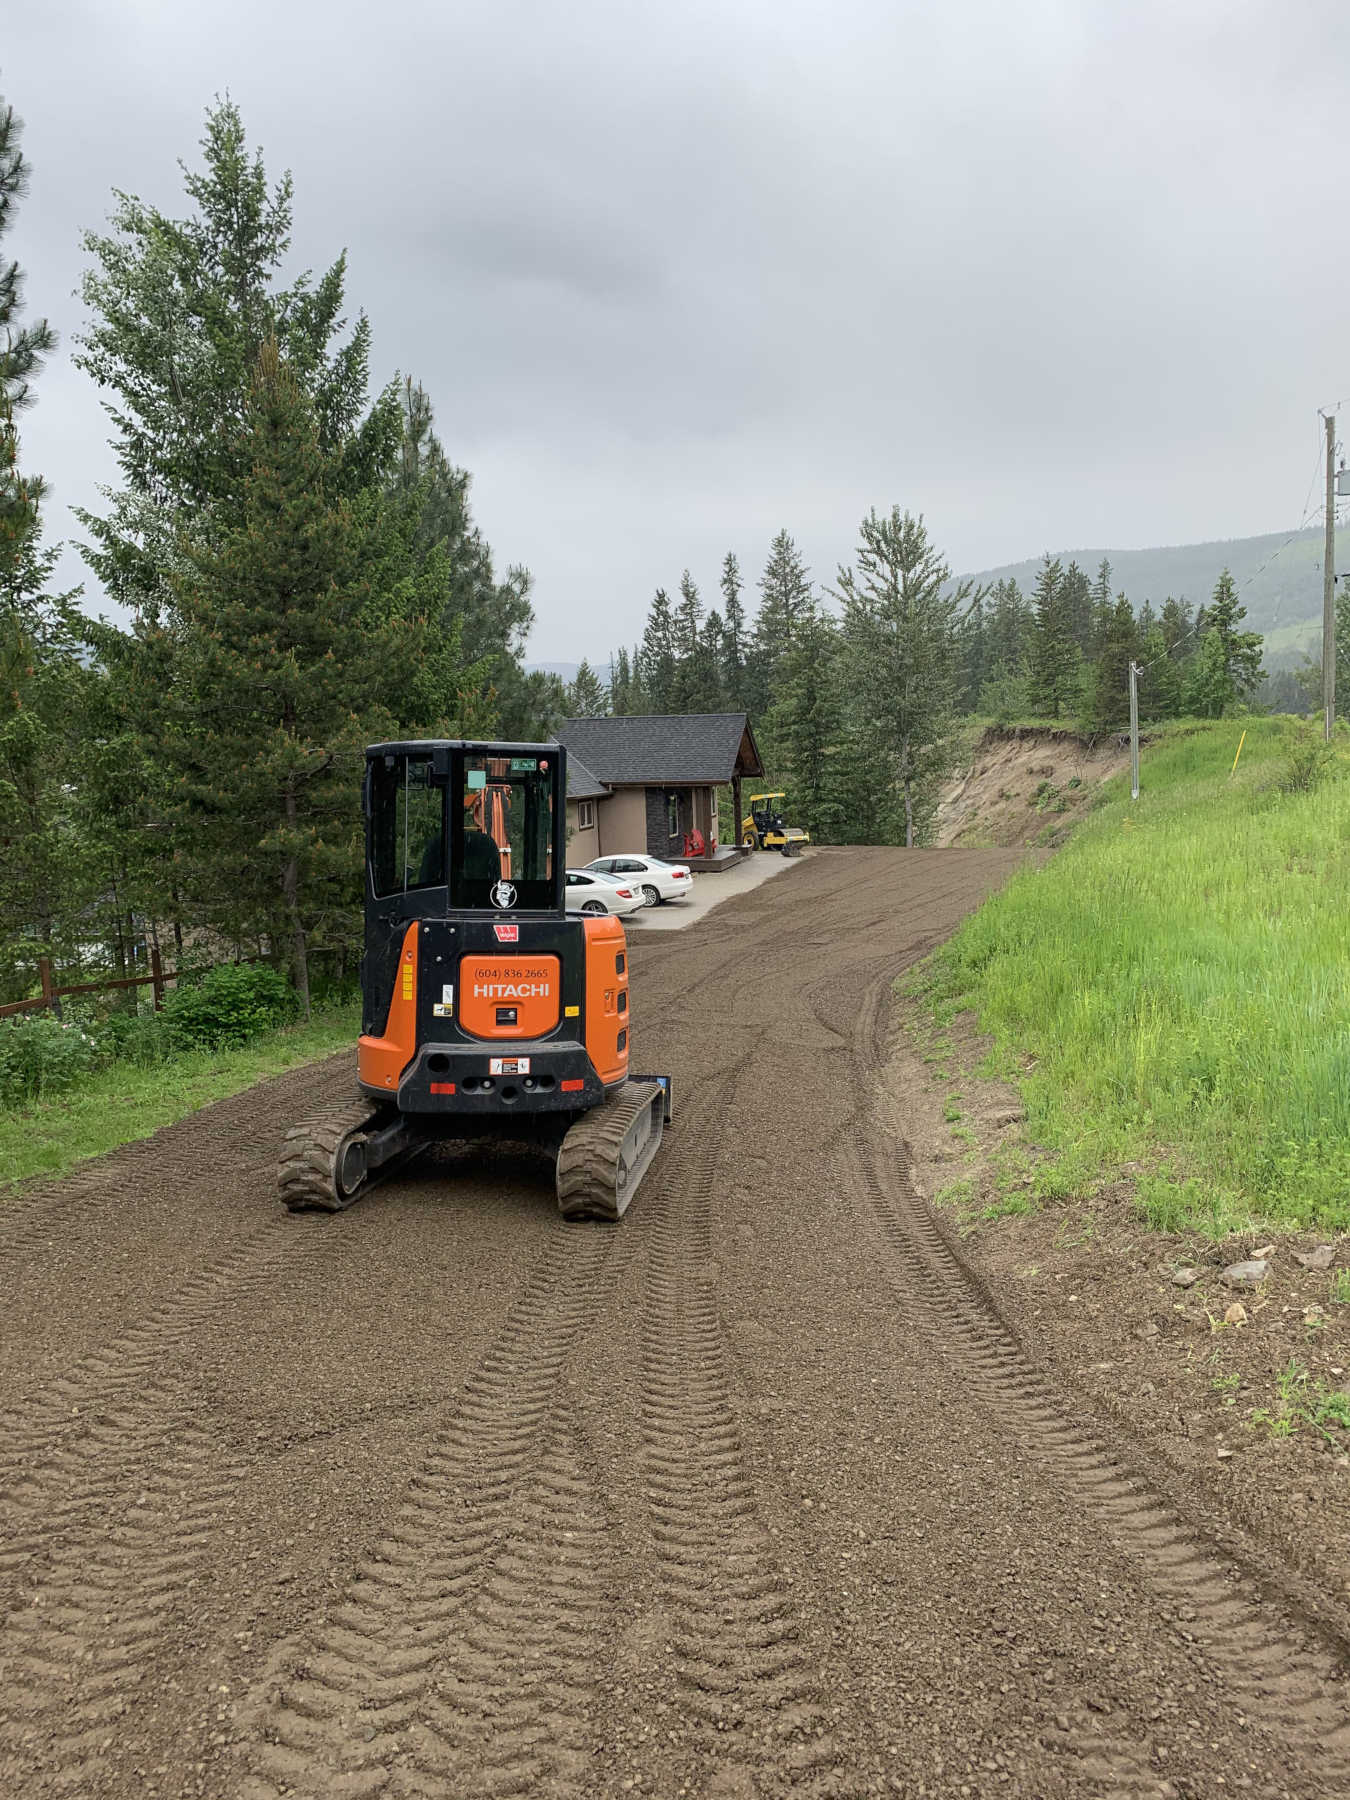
left=0, top=948, right=170, bottom=1020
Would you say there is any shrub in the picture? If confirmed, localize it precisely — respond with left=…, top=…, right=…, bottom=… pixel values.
left=0, top=1011, right=103, bottom=1105
left=1276, top=734, right=1334, bottom=795
left=162, top=962, right=298, bottom=1050
left=99, top=1005, right=175, bottom=1069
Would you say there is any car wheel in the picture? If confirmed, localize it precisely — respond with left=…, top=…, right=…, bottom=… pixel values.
left=581, top=899, right=607, bottom=915
left=642, top=884, right=660, bottom=907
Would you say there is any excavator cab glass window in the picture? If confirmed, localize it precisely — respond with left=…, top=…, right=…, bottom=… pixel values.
left=369, top=754, right=445, bottom=897
left=449, top=751, right=557, bottom=912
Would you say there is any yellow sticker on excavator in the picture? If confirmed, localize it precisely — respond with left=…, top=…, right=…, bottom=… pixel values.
left=402, top=964, right=414, bottom=1001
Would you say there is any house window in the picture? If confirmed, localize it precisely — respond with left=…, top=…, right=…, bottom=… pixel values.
left=577, top=799, right=594, bottom=830
left=667, top=793, right=679, bottom=837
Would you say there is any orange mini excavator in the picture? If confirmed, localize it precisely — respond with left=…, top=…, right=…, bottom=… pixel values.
left=280, top=740, right=670, bottom=1221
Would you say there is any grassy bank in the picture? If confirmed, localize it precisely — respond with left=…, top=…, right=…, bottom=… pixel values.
left=0, top=1002, right=358, bottom=1191
left=924, top=716, right=1350, bottom=1236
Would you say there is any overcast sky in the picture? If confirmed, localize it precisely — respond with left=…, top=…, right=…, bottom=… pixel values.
left=6, top=0, right=1349, bottom=662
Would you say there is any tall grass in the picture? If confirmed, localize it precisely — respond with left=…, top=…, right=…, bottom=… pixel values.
left=931, top=717, right=1350, bottom=1235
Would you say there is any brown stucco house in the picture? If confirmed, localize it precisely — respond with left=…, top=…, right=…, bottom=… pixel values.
left=558, top=713, right=764, bottom=868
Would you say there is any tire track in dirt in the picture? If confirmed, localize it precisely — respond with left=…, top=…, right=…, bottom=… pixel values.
left=0, top=1217, right=295, bottom=1509
left=238, top=1223, right=618, bottom=1799
left=837, top=961, right=1350, bottom=1794
left=408, top=1408, right=612, bottom=1798
left=0, top=1421, right=243, bottom=1797
left=632, top=1067, right=858, bottom=1797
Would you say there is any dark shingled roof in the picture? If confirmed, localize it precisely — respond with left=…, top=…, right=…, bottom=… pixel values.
left=565, top=752, right=609, bottom=801
left=557, top=713, right=763, bottom=786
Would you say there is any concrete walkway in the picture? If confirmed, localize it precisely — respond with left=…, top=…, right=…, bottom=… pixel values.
left=628, top=847, right=813, bottom=932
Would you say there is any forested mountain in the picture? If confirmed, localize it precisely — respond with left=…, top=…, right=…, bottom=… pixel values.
left=962, top=528, right=1325, bottom=660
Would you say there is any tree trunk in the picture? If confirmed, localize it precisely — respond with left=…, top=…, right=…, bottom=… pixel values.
left=900, top=738, right=914, bottom=848
left=283, top=779, right=311, bottom=1019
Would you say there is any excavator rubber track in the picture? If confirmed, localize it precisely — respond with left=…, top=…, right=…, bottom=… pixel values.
left=555, top=1080, right=666, bottom=1223
left=279, top=1097, right=414, bottom=1213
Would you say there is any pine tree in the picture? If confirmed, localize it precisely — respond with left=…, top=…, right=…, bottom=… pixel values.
left=1184, top=568, right=1263, bottom=718
left=0, top=89, right=93, bottom=1000
left=1085, top=594, right=1139, bottom=733
left=761, top=604, right=846, bottom=842
left=1062, top=559, right=1094, bottom=656
left=0, top=95, right=56, bottom=424
left=719, top=551, right=747, bottom=704
left=835, top=508, right=968, bottom=847
left=1159, top=595, right=1194, bottom=651
left=1029, top=555, right=1080, bottom=720
left=1089, top=558, right=1113, bottom=658
left=564, top=658, right=608, bottom=716
left=985, top=578, right=1032, bottom=673
left=393, top=377, right=536, bottom=732
left=699, top=609, right=727, bottom=709
left=749, top=530, right=812, bottom=717
left=608, top=647, right=633, bottom=714
left=956, top=588, right=989, bottom=711
left=76, top=100, right=387, bottom=627
left=638, top=588, right=678, bottom=711
left=161, top=342, right=421, bottom=1012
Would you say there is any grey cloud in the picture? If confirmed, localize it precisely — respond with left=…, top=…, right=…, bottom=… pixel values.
left=5, top=0, right=1349, bottom=662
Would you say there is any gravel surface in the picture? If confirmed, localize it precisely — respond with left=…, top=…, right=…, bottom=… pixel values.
left=2, top=845, right=1349, bottom=1799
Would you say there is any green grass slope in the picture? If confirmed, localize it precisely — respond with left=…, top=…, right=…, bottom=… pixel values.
left=929, top=718, right=1350, bottom=1235
left=0, top=1003, right=357, bottom=1191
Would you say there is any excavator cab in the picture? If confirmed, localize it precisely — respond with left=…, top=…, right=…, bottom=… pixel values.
left=280, top=740, right=669, bottom=1221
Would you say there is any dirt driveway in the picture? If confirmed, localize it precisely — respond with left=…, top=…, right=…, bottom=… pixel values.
left=3, top=847, right=1349, bottom=1799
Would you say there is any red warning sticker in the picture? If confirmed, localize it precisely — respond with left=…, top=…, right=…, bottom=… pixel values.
left=493, top=923, right=519, bottom=942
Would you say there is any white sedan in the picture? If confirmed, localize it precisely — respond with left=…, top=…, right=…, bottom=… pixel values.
left=584, top=854, right=694, bottom=906
left=564, top=869, right=647, bottom=917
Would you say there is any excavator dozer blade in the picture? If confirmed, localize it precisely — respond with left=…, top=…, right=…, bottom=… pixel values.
left=555, top=1080, right=666, bottom=1223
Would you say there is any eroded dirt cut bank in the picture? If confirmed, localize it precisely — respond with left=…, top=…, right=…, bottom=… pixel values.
left=2, top=847, right=1349, bottom=1799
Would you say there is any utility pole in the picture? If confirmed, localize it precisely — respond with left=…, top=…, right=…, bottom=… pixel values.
left=1323, top=409, right=1336, bottom=743
left=1129, top=661, right=1140, bottom=800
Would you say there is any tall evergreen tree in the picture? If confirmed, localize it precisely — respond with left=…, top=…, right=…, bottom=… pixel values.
left=1089, top=558, right=1113, bottom=658
left=160, top=342, right=425, bottom=1012
left=638, top=587, right=678, bottom=711
left=1085, top=593, right=1139, bottom=733
left=719, top=551, right=747, bottom=704
left=1184, top=568, right=1263, bottom=718
left=608, top=647, right=635, bottom=714
left=1061, top=559, right=1094, bottom=656
left=699, top=608, right=727, bottom=709
left=76, top=100, right=388, bottom=626
left=0, top=91, right=91, bottom=998
left=761, top=603, right=846, bottom=842
left=956, top=587, right=989, bottom=711
left=985, top=577, right=1033, bottom=674
left=393, top=377, right=538, bottom=732
left=835, top=508, right=968, bottom=847
left=564, top=658, right=608, bottom=716
left=1029, top=555, right=1080, bottom=719
left=748, top=530, right=812, bottom=717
